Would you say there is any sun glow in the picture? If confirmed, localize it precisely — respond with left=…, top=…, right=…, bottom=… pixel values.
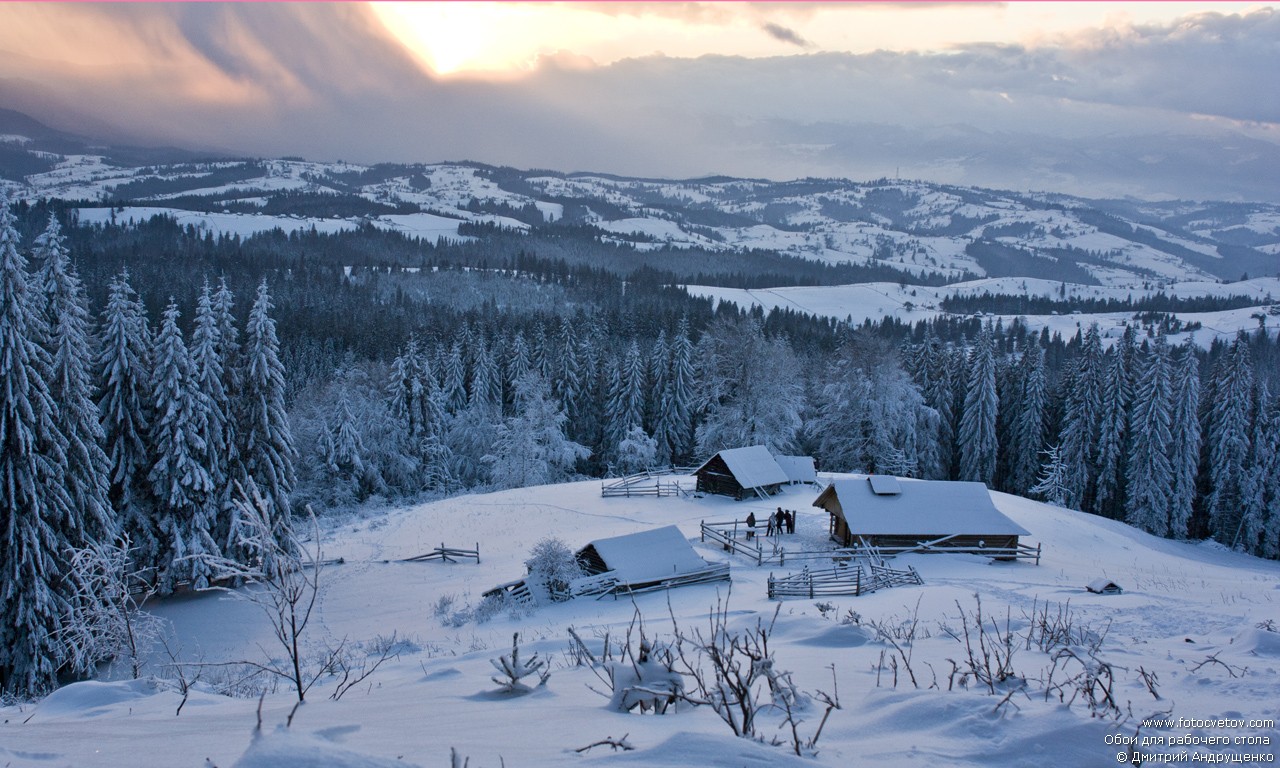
left=371, top=2, right=1275, bottom=79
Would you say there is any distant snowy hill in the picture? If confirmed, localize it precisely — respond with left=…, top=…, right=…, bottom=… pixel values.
left=3, top=130, right=1277, bottom=339
left=3, top=477, right=1278, bottom=767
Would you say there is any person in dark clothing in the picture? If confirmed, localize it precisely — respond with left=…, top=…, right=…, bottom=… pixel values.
left=745, top=512, right=757, bottom=540
left=785, top=509, right=796, bottom=534
left=774, top=509, right=785, bottom=536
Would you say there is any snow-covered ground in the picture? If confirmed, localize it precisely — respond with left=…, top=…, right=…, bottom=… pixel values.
left=4, top=478, right=1279, bottom=767
left=685, top=278, right=1280, bottom=348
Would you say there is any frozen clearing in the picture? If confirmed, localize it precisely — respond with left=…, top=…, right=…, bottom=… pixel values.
left=3, top=478, right=1279, bottom=767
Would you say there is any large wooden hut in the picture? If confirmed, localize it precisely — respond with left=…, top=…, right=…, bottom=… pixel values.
left=693, top=445, right=789, bottom=500
left=814, top=476, right=1031, bottom=558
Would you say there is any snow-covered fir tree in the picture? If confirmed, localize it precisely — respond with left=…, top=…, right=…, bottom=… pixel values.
left=553, top=315, right=582, bottom=418
left=1125, top=337, right=1174, bottom=536
left=913, top=330, right=957, bottom=479
left=234, top=280, right=296, bottom=559
left=504, top=331, right=531, bottom=412
left=614, top=425, right=659, bottom=475
left=1093, top=349, right=1131, bottom=519
left=468, top=336, right=503, bottom=411
left=810, top=336, right=937, bottom=477
left=1007, top=345, right=1048, bottom=495
left=1207, top=334, right=1255, bottom=546
left=695, top=316, right=803, bottom=456
left=1238, top=382, right=1278, bottom=557
left=958, top=324, right=998, bottom=484
left=1030, top=445, right=1070, bottom=507
left=191, top=281, right=232, bottom=543
left=1167, top=343, right=1201, bottom=540
left=1057, top=324, right=1105, bottom=509
left=324, top=388, right=376, bottom=499
left=34, top=215, right=114, bottom=548
left=484, top=373, right=589, bottom=489
left=652, top=316, right=695, bottom=466
left=0, top=200, right=77, bottom=695
left=148, top=300, right=219, bottom=592
left=96, top=271, right=156, bottom=566
left=441, top=340, right=468, bottom=414
left=606, top=340, right=646, bottom=451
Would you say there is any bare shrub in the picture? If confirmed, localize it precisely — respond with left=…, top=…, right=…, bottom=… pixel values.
left=489, top=632, right=550, bottom=694
left=941, top=594, right=1021, bottom=694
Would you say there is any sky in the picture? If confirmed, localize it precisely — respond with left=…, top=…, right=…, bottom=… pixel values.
left=1, top=2, right=1278, bottom=200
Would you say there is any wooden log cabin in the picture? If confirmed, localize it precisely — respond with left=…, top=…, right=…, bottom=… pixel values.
left=814, top=475, right=1031, bottom=557
left=693, top=445, right=790, bottom=500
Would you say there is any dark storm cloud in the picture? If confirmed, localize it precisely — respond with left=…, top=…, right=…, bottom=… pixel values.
left=0, top=4, right=1276, bottom=200
left=760, top=22, right=814, bottom=49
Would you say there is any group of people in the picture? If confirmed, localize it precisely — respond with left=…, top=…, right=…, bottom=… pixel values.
left=744, top=508, right=798, bottom=540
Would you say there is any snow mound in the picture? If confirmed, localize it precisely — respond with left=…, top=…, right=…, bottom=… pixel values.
left=793, top=623, right=874, bottom=648
left=583, top=731, right=812, bottom=767
left=233, top=728, right=421, bottom=768
left=30, top=679, right=158, bottom=720
left=1233, top=627, right=1280, bottom=657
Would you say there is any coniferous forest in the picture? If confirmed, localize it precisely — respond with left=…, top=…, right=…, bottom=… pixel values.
left=2, top=197, right=1279, bottom=697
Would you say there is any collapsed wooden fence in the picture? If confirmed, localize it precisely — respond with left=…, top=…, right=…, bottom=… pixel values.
left=601, top=467, right=696, bottom=498
left=401, top=543, right=480, bottom=564
left=767, top=562, right=923, bottom=600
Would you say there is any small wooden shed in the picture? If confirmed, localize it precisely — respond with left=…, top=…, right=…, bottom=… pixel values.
left=814, top=476, right=1031, bottom=557
left=1086, top=578, right=1123, bottom=595
left=575, top=526, right=729, bottom=593
left=693, top=445, right=789, bottom=500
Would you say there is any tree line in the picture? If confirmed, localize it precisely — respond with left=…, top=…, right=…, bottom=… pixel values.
left=0, top=204, right=294, bottom=695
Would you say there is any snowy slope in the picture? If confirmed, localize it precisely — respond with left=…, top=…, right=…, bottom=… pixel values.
left=4, top=478, right=1279, bottom=767
left=685, top=279, right=1280, bottom=348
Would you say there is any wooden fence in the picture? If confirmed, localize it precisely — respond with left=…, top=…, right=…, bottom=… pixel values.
left=401, top=543, right=480, bottom=564
left=767, top=562, right=922, bottom=600
left=547, top=563, right=731, bottom=601
left=601, top=467, right=696, bottom=498
left=857, top=536, right=1041, bottom=565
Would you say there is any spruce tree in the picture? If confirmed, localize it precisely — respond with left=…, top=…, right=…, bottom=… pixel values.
left=1167, top=344, right=1201, bottom=539
left=1093, top=350, right=1130, bottom=519
left=958, top=324, right=998, bottom=485
left=34, top=215, right=113, bottom=547
left=504, top=331, right=531, bottom=412
left=1207, top=335, right=1254, bottom=546
left=1058, top=325, right=1105, bottom=508
left=1008, top=345, right=1047, bottom=495
left=0, top=200, right=76, bottom=695
left=1125, top=338, right=1173, bottom=536
left=441, top=341, right=467, bottom=414
left=484, top=373, right=589, bottom=490
left=234, top=280, right=296, bottom=559
left=653, top=316, right=695, bottom=465
left=606, top=340, right=646, bottom=450
left=148, top=300, right=219, bottom=592
left=191, top=282, right=231, bottom=543
left=97, top=271, right=157, bottom=566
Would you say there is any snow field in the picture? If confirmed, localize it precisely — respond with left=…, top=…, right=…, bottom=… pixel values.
left=3, top=478, right=1279, bottom=767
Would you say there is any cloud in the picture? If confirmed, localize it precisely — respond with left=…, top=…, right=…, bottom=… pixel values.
left=0, top=3, right=1276, bottom=201
left=761, top=22, right=814, bottom=49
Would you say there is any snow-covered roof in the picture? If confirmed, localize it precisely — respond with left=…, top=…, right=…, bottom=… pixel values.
left=1086, top=578, right=1123, bottom=594
left=816, top=477, right=1029, bottom=537
left=774, top=455, right=817, bottom=483
left=581, top=525, right=711, bottom=584
left=868, top=475, right=902, bottom=495
left=695, top=445, right=789, bottom=489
